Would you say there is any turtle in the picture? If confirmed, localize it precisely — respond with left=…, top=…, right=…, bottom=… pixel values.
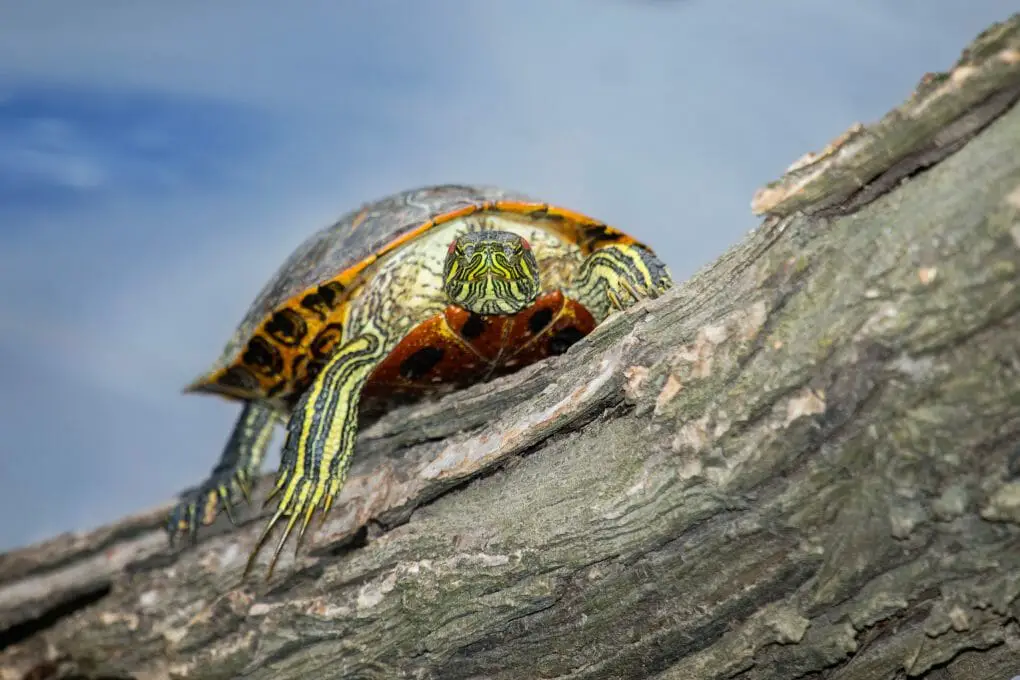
left=168, top=184, right=673, bottom=578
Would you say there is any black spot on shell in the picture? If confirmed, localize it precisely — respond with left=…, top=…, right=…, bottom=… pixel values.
left=243, top=336, right=284, bottom=376
left=583, top=224, right=623, bottom=250
left=218, top=366, right=259, bottom=391
left=300, top=281, right=346, bottom=320
left=528, top=308, right=554, bottom=335
left=399, top=347, right=445, bottom=380
left=265, top=309, right=307, bottom=346
left=300, top=292, right=329, bottom=320
left=460, top=314, right=486, bottom=340
left=548, top=326, right=586, bottom=355
left=319, top=281, right=346, bottom=308
left=311, top=323, right=345, bottom=359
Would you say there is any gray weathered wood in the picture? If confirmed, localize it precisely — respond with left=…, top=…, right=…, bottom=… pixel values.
left=2, top=13, right=1019, bottom=680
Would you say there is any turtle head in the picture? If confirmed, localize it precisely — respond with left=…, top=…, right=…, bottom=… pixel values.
left=443, top=230, right=541, bottom=315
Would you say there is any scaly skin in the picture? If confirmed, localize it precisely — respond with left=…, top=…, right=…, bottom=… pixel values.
left=250, top=329, right=387, bottom=576
left=569, top=242, right=673, bottom=323
left=166, top=401, right=278, bottom=542
left=245, top=229, right=671, bottom=579
left=443, top=230, right=541, bottom=315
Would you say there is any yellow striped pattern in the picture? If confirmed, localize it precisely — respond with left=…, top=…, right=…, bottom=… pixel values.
left=571, top=243, right=672, bottom=324
left=244, top=332, right=385, bottom=579
left=442, top=232, right=540, bottom=315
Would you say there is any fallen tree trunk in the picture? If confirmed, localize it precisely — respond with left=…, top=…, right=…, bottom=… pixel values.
left=2, top=13, right=1020, bottom=680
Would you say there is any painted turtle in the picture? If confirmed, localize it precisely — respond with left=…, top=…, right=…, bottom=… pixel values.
left=169, top=184, right=673, bottom=577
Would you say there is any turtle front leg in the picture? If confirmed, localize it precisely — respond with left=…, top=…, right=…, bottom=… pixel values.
left=572, top=243, right=673, bottom=323
left=166, top=400, right=278, bottom=543
left=245, top=329, right=388, bottom=579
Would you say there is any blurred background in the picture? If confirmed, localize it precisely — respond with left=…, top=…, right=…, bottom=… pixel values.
left=0, top=0, right=1014, bottom=551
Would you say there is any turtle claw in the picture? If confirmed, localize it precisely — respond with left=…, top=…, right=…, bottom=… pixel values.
left=243, top=470, right=340, bottom=580
left=166, top=401, right=276, bottom=548
left=166, top=471, right=250, bottom=547
left=607, top=275, right=668, bottom=313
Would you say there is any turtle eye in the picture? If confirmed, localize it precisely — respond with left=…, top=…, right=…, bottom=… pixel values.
left=503, top=244, right=514, bottom=257
left=464, top=245, right=475, bottom=258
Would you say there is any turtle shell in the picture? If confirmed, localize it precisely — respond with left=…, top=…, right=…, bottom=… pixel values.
left=186, top=184, right=643, bottom=405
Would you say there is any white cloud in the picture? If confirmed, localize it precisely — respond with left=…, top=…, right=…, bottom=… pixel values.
left=1, top=147, right=106, bottom=189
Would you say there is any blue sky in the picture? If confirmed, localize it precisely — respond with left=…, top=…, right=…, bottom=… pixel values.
left=0, top=0, right=1014, bottom=550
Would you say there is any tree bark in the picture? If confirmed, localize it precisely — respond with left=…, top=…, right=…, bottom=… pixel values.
left=3, top=13, right=1020, bottom=680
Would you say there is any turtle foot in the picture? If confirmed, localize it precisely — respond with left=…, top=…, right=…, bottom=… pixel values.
left=574, top=243, right=674, bottom=321
left=165, top=465, right=254, bottom=546
left=166, top=400, right=277, bottom=546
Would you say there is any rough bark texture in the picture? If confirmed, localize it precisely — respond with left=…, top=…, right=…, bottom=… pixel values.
left=3, top=14, right=1020, bottom=680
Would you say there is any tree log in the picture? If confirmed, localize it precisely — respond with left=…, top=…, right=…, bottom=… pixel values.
left=3, top=13, right=1020, bottom=680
